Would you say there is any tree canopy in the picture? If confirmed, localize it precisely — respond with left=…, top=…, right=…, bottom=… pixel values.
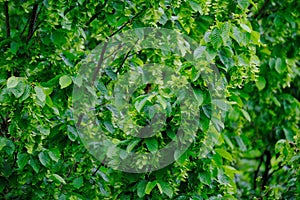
left=0, top=0, right=299, bottom=199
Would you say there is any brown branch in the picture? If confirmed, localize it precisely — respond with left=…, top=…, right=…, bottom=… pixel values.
left=27, top=3, right=39, bottom=42
left=93, top=41, right=108, bottom=83
left=4, top=1, right=10, bottom=38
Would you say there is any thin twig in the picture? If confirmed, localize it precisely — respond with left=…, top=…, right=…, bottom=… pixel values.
left=85, top=0, right=108, bottom=26
left=105, top=39, right=139, bottom=86
left=108, top=9, right=144, bottom=38
left=91, top=157, right=106, bottom=177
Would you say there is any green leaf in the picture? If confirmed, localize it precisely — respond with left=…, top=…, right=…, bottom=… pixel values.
left=51, top=31, right=66, bottom=46
left=145, top=181, right=157, bottom=195
left=251, top=31, right=260, bottom=45
left=137, top=180, right=147, bottom=198
left=135, top=96, right=149, bottom=113
left=52, top=174, right=66, bottom=184
left=212, top=99, right=229, bottom=111
left=38, top=151, right=51, bottom=167
left=19, top=84, right=31, bottom=102
left=67, top=125, right=78, bottom=142
left=0, top=138, right=7, bottom=151
left=157, top=181, right=173, bottom=198
left=215, top=148, right=233, bottom=162
left=29, top=158, right=40, bottom=173
left=256, top=76, right=266, bottom=91
left=38, top=125, right=50, bottom=135
left=0, top=137, right=15, bottom=155
left=95, top=81, right=108, bottom=95
left=157, top=95, right=167, bottom=109
left=105, top=67, right=117, bottom=80
left=174, top=150, right=187, bottom=164
left=240, top=23, right=251, bottom=33
left=237, top=0, right=249, bottom=10
left=11, top=82, right=25, bottom=98
left=126, top=138, right=141, bottom=152
left=145, top=138, right=158, bottom=153
left=189, top=1, right=202, bottom=13
left=241, top=109, right=251, bottom=122
left=223, top=165, right=239, bottom=180
left=198, top=172, right=211, bottom=185
left=218, top=47, right=234, bottom=70
left=35, top=86, right=46, bottom=102
left=59, top=75, right=72, bottom=89
left=220, top=22, right=231, bottom=43
left=210, top=28, right=222, bottom=49
left=283, top=127, right=294, bottom=142
left=7, top=76, right=19, bottom=88
left=275, top=58, right=286, bottom=74
left=48, top=148, right=61, bottom=162
left=17, top=153, right=28, bottom=170
left=72, top=177, right=83, bottom=189
left=235, top=136, right=247, bottom=151
left=193, top=88, right=204, bottom=105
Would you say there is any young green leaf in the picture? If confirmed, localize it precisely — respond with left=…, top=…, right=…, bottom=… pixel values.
left=145, top=181, right=157, bottom=195
left=215, top=148, right=233, bottom=162
left=59, top=75, right=72, bottom=89
left=35, top=86, right=46, bottom=102
left=7, top=76, right=19, bottom=88
left=52, top=174, right=66, bottom=184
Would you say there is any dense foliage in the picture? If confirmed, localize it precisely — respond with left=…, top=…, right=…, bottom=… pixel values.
left=0, top=0, right=299, bottom=199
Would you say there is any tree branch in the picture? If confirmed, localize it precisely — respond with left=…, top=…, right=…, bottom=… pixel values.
left=108, top=9, right=144, bottom=38
left=76, top=9, right=144, bottom=127
left=27, top=3, right=39, bottom=42
left=253, top=0, right=270, bottom=19
left=85, top=0, right=108, bottom=26
left=93, top=42, right=108, bottom=83
left=4, top=1, right=10, bottom=38
left=91, top=158, right=107, bottom=177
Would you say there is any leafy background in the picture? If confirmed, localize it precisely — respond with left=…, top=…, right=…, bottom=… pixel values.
left=0, top=0, right=299, bottom=199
